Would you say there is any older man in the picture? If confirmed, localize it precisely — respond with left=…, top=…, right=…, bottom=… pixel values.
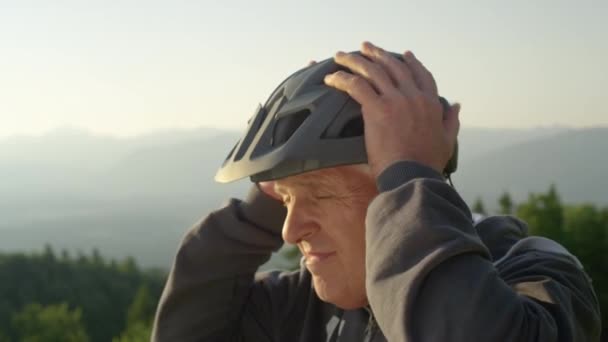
left=151, top=42, right=601, bottom=341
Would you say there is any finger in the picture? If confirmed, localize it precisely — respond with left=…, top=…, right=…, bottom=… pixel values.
left=324, top=70, right=381, bottom=108
left=334, top=51, right=397, bottom=95
left=361, top=42, right=419, bottom=95
left=403, top=51, right=438, bottom=96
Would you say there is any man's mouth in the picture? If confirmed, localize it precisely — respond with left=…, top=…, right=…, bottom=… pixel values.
left=305, top=251, right=336, bottom=264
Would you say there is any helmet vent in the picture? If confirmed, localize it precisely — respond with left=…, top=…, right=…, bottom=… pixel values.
left=222, top=140, right=239, bottom=165
left=339, top=116, right=364, bottom=138
left=271, top=109, right=310, bottom=146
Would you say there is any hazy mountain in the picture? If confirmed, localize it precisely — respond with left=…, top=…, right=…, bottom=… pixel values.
left=457, top=126, right=568, bottom=162
left=0, top=127, right=226, bottom=170
left=1, top=125, right=605, bottom=270
left=0, top=127, right=246, bottom=268
left=0, top=126, right=230, bottom=196
left=454, top=127, right=608, bottom=209
left=100, top=133, right=243, bottom=196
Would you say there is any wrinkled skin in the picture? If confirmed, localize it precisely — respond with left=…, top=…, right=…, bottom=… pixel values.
left=274, top=166, right=377, bottom=309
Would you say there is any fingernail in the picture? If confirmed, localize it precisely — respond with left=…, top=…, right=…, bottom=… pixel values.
left=324, top=74, right=333, bottom=82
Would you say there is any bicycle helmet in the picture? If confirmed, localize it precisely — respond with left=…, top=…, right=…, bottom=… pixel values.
left=215, top=51, right=458, bottom=183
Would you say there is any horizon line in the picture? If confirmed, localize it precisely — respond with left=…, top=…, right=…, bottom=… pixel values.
left=1, top=123, right=607, bottom=141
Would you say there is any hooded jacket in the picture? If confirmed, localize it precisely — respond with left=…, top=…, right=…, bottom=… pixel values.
left=152, top=161, right=601, bottom=341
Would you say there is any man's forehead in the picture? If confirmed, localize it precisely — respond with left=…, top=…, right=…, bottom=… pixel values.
left=273, top=165, right=372, bottom=192
left=275, top=171, right=330, bottom=190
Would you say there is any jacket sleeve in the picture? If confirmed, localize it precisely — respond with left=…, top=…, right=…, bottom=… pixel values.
left=365, top=161, right=601, bottom=342
left=151, top=185, right=307, bottom=342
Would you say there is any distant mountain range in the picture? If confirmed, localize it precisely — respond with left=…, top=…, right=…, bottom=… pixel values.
left=1, top=125, right=606, bottom=269
left=455, top=127, right=608, bottom=208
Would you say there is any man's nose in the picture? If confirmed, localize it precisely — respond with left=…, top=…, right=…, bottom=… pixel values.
left=281, top=202, right=319, bottom=244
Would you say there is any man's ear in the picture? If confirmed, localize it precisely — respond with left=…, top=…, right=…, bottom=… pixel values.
left=442, top=102, right=460, bottom=176
left=446, top=103, right=461, bottom=139
left=257, top=181, right=282, bottom=201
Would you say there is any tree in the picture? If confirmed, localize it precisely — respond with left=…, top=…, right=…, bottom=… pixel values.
left=113, top=285, right=156, bottom=342
left=498, top=191, right=513, bottom=215
left=60, top=249, right=71, bottom=262
left=563, top=204, right=605, bottom=258
left=516, top=184, right=564, bottom=242
left=471, top=197, right=487, bottom=215
left=91, top=248, right=104, bottom=266
left=11, top=303, right=89, bottom=342
left=112, top=321, right=151, bottom=342
left=76, top=250, right=89, bottom=266
left=118, top=257, right=139, bottom=274
left=42, top=244, right=55, bottom=263
left=0, top=331, right=11, bottom=342
left=126, top=285, right=156, bottom=327
left=0, top=250, right=165, bottom=342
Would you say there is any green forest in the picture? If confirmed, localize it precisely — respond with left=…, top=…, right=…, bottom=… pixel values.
left=0, top=185, right=606, bottom=341
left=0, top=249, right=164, bottom=342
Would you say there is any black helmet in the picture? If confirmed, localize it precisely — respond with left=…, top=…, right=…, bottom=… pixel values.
left=215, top=51, right=458, bottom=183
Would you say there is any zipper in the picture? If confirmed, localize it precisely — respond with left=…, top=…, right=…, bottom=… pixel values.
left=363, top=306, right=378, bottom=342
left=328, top=309, right=344, bottom=342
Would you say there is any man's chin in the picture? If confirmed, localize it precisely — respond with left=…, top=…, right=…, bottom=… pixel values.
left=312, top=276, right=368, bottom=310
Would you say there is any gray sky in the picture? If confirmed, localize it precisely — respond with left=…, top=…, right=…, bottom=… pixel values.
left=1, top=0, right=606, bottom=138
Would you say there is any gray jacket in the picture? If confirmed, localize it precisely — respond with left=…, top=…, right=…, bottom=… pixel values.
left=152, top=161, right=601, bottom=341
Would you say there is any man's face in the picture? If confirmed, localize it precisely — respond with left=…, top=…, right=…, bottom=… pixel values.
left=274, top=165, right=377, bottom=309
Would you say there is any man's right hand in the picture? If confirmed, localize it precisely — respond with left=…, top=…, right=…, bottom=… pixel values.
left=324, top=42, right=460, bottom=178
